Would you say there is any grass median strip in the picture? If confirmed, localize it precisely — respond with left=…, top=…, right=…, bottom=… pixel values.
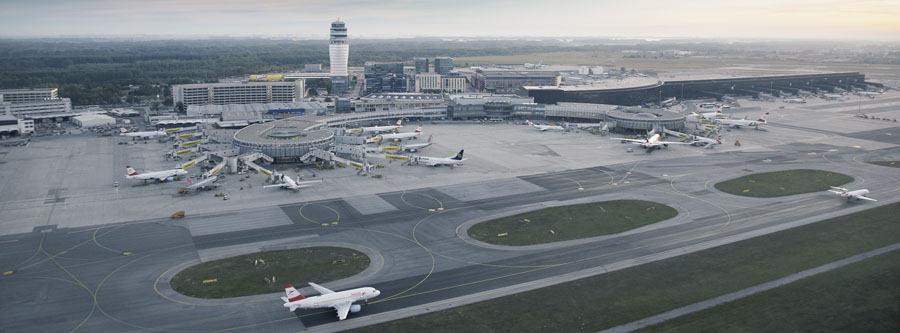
left=869, top=160, right=900, bottom=168
left=641, top=249, right=900, bottom=332
left=171, top=247, right=369, bottom=299
left=714, top=169, right=852, bottom=197
left=353, top=202, right=900, bottom=333
left=467, top=200, right=677, bottom=246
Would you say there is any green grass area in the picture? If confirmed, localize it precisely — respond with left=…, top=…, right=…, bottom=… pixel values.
left=467, top=200, right=677, bottom=246
left=352, top=202, right=900, bottom=333
left=714, top=169, right=853, bottom=198
left=641, top=250, right=900, bottom=332
left=869, top=161, right=900, bottom=168
left=170, top=247, right=369, bottom=299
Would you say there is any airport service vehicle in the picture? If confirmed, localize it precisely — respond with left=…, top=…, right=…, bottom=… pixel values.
left=526, top=120, right=564, bottom=132
left=282, top=282, right=380, bottom=321
left=717, top=113, right=768, bottom=128
left=264, top=174, right=322, bottom=192
left=361, top=119, right=403, bottom=134
left=828, top=187, right=877, bottom=201
left=402, top=135, right=433, bottom=152
left=119, top=127, right=167, bottom=139
left=380, top=125, right=423, bottom=141
left=416, top=149, right=466, bottom=167
left=617, top=129, right=690, bottom=150
left=125, top=166, right=187, bottom=183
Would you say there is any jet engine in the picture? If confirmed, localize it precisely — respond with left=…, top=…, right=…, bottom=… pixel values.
left=350, top=304, right=362, bottom=313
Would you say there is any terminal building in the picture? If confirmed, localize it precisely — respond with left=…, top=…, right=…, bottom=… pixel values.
left=172, top=81, right=305, bottom=106
left=352, top=93, right=445, bottom=112
left=1, top=98, right=73, bottom=119
left=232, top=117, right=335, bottom=162
left=525, top=72, right=873, bottom=106
left=414, top=73, right=466, bottom=93
left=0, top=88, right=59, bottom=103
left=472, top=70, right=560, bottom=94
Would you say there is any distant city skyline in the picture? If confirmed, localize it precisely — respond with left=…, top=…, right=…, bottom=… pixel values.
left=1, top=0, right=899, bottom=40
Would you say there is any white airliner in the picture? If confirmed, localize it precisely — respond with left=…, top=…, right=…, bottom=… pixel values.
left=857, top=91, right=880, bottom=98
left=828, top=187, right=877, bottom=201
left=120, top=127, right=167, bottom=139
left=717, top=113, right=768, bottom=128
left=402, top=135, right=433, bottom=152
left=184, top=175, right=220, bottom=191
left=662, top=128, right=722, bottom=149
left=380, top=125, right=423, bottom=141
left=524, top=61, right=543, bottom=69
left=125, top=166, right=187, bottom=183
left=526, top=120, right=564, bottom=132
left=617, top=130, right=690, bottom=150
left=416, top=149, right=466, bottom=167
left=361, top=119, right=403, bottom=134
left=282, top=282, right=380, bottom=321
left=823, top=93, right=845, bottom=100
left=264, top=174, right=322, bottom=192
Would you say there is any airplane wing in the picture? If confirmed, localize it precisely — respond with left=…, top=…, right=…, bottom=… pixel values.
left=332, top=301, right=352, bottom=320
left=858, top=196, right=878, bottom=202
left=657, top=141, right=692, bottom=145
left=618, top=139, right=646, bottom=144
left=263, top=184, right=287, bottom=189
left=308, top=282, right=335, bottom=295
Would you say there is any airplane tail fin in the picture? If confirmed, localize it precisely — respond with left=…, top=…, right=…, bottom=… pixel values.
left=186, top=176, right=192, bottom=186
left=395, top=119, right=402, bottom=126
left=743, top=115, right=749, bottom=120
left=415, top=125, right=422, bottom=133
left=452, top=150, right=464, bottom=160
left=427, top=135, right=433, bottom=143
left=284, top=284, right=306, bottom=302
left=126, top=166, right=138, bottom=176
left=758, top=112, right=769, bottom=123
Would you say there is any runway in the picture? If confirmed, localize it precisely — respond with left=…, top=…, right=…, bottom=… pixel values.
left=2, top=141, right=899, bottom=332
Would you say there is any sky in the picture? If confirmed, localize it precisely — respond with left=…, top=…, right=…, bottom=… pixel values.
left=1, top=0, right=899, bottom=40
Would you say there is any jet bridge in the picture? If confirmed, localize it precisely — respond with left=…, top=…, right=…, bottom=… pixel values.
left=298, top=148, right=377, bottom=175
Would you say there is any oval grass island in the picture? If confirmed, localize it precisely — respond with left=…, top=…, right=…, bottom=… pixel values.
left=467, top=200, right=677, bottom=246
left=170, top=247, right=370, bottom=299
left=714, top=169, right=853, bottom=198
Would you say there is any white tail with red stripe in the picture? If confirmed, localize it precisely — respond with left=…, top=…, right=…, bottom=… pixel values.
left=126, top=166, right=138, bottom=176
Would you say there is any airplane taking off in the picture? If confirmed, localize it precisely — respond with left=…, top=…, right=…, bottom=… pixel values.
left=828, top=187, right=877, bottom=201
left=125, top=166, right=187, bottom=183
left=361, top=119, right=403, bottom=134
left=380, top=125, right=423, bottom=142
left=717, top=113, right=768, bottom=128
left=402, top=135, right=433, bottom=152
left=264, top=174, right=322, bottom=192
left=617, top=129, right=690, bottom=150
left=120, top=127, right=167, bottom=139
left=526, top=120, right=564, bottom=132
left=416, top=149, right=466, bottom=167
left=282, top=282, right=380, bottom=321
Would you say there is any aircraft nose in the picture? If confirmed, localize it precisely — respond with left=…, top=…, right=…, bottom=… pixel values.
left=374, top=289, right=381, bottom=297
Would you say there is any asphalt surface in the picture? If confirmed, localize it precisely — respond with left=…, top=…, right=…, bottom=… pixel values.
left=2, top=93, right=899, bottom=332
left=2, top=141, right=899, bottom=332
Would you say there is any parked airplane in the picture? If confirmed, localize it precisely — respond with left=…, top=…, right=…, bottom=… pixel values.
left=416, top=149, right=466, bottom=167
left=524, top=61, right=543, bottom=69
left=565, top=122, right=607, bottom=130
left=823, top=93, right=844, bottom=100
left=120, top=127, right=166, bottom=139
left=361, top=119, right=403, bottom=134
left=380, top=125, right=423, bottom=142
left=857, top=91, right=880, bottom=98
left=828, top=187, right=877, bottom=201
left=264, top=174, right=322, bottom=192
left=784, top=98, right=807, bottom=104
left=282, top=282, right=380, bottom=321
left=717, top=113, right=768, bottom=128
left=617, top=128, right=690, bottom=150
left=184, top=175, right=220, bottom=191
left=526, top=120, right=564, bottom=132
left=661, top=128, right=722, bottom=149
left=402, top=135, right=433, bottom=152
left=125, top=165, right=187, bottom=183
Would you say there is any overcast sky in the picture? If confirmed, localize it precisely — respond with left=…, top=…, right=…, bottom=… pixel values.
left=2, top=0, right=899, bottom=40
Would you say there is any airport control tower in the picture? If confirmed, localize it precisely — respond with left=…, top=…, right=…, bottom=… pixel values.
left=329, top=20, right=349, bottom=95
